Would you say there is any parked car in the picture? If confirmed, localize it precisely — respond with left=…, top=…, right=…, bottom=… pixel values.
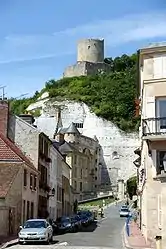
left=56, top=216, right=74, bottom=233
left=18, top=219, right=53, bottom=244
left=119, top=207, right=130, bottom=217
left=79, top=214, right=89, bottom=226
left=70, top=215, right=82, bottom=231
left=85, top=211, right=94, bottom=223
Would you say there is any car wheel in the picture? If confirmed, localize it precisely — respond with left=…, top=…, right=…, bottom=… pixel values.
left=45, top=236, right=50, bottom=244
left=50, top=234, right=53, bottom=242
left=19, top=241, right=23, bottom=245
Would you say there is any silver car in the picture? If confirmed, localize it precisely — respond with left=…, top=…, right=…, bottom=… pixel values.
left=18, top=219, right=53, bottom=244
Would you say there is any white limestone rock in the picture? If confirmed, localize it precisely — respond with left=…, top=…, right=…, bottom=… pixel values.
left=27, top=95, right=140, bottom=184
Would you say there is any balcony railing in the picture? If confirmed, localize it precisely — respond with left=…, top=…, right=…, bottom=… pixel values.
left=143, top=117, right=166, bottom=136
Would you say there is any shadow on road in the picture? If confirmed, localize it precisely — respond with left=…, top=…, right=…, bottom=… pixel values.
left=24, top=239, right=59, bottom=245
left=80, top=221, right=98, bottom=232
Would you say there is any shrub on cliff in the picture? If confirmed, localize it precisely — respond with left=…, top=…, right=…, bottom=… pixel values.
left=10, top=53, right=140, bottom=132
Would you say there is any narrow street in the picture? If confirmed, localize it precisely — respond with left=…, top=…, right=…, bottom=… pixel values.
left=9, top=202, right=125, bottom=249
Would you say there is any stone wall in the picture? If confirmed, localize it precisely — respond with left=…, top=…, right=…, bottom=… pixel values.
left=8, top=115, right=39, bottom=168
left=28, top=99, right=140, bottom=185
left=63, top=61, right=110, bottom=78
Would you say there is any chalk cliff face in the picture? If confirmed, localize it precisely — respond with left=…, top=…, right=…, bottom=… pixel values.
left=27, top=93, right=140, bottom=185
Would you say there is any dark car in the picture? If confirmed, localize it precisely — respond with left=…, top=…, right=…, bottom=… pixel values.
left=56, top=216, right=74, bottom=233
left=79, top=214, right=89, bottom=227
left=70, top=215, right=82, bottom=231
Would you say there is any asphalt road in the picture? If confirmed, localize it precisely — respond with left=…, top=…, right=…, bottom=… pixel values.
left=9, top=202, right=125, bottom=249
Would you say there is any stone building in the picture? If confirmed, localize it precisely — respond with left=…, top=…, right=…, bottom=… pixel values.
left=8, top=114, right=53, bottom=218
left=0, top=101, right=39, bottom=236
left=63, top=39, right=110, bottom=77
left=53, top=121, right=100, bottom=201
left=138, top=42, right=166, bottom=248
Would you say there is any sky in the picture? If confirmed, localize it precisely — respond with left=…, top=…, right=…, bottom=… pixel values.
left=0, top=0, right=166, bottom=98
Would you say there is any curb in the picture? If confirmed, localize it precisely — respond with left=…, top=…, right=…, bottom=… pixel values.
left=122, top=224, right=133, bottom=249
left=0, top=239, right=18, bottom=249
left=0, top=239, right=68, bottom=249
left=122, top=224, right=152, bottom=249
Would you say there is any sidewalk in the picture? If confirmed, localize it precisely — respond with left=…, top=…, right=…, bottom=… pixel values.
left=123, top=220, right=153, bottom=249
left=0, top=236, right=18, bottom=249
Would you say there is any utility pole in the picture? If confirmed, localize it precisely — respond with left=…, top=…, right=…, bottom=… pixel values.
left=0, top=86, right=7, bottom=100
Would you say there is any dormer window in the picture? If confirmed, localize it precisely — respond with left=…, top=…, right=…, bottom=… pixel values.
left=73, top=123, right=83, bottom=128
left=112, top=151, right=120, bottom=160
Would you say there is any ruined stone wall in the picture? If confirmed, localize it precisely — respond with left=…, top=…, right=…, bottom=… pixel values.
left=63, top=61, right=110, bottom=78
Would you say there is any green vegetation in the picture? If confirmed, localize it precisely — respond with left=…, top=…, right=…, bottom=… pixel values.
left=126, top=176, right=137, bottom=200
left=10, top=54, right=140, bottom=132
left=79, top=197, right=114, bottom=207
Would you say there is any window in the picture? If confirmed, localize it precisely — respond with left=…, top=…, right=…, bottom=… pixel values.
left=30, top=202, right=34, bottom=219
left=34, top=176, right=37, bottom=190
left=80, top=182, right=82, bottom=192
left=74, top=168, right=77, bottom=178
left=23, top=200, right=26, bottom=223
left=24, top=169, right=27, bottom=187
left=80, top=169, right=83, bottom=178
left=156, top=98, right=166, bottom=130
left=30, top=174, right=33, bottom=189
left=74, top=155, right=77, bottom=164
left=39, top=136, right=44, bottom=153
left=27, top=201, right=30, bottom=220
left=44, top=140, right=49, bottom=157
left=95, top=176, right=97, bottom=180
left=73, top=123, right=83, bottom=128
left=156, top=151, right=166, bottom=174
left=40, top=165, right=47, bottom=184
left=74, top=181, right=77, bottom=191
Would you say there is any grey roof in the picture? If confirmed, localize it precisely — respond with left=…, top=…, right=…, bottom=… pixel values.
left=58, top=141, right=77, bottom=155
left=65, top=123, right=80, bottom=135
left=141, top=41, right=166, bottom=50
left=58, top=127, right=67, bottom=134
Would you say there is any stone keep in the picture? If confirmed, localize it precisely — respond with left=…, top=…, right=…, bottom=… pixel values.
left=27, top=97, right=140, bottom=186
left=77, top=39, right=104, bottom=63
left=63, top=38, right=110, bottom=78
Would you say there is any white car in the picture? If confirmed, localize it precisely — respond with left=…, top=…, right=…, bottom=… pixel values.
left=18, top=219, right=53, bottom=244
left=119, top=207, right=130, bottom=217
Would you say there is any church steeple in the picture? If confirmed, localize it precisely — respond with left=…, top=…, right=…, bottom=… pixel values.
left=53, top=107, right=63, bottom=139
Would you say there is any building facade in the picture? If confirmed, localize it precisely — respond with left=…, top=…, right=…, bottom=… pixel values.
left=54, top=121, right=100, bottom=201
left=0, top=131, right=39, bottom=236
left=8, top=114, right=52, bottom=218
left=138, top=43, right=166, bottom=248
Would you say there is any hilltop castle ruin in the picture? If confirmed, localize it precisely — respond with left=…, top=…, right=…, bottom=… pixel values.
left=63, top=38, right=110, bottom=77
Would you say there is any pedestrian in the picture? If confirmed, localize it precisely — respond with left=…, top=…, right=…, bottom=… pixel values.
left=101, top=207, right=104, bottom=218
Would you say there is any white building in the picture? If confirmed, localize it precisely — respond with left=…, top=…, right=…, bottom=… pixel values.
left=49, top=145, right=58, bottom=220
left=138, top=42, right=166, bottom=248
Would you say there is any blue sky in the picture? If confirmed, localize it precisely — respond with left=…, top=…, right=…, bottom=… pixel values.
left=0, top=0, right=166, bottom=98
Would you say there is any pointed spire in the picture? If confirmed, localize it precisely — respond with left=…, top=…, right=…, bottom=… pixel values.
left=54, top=107, right=63, bottom=138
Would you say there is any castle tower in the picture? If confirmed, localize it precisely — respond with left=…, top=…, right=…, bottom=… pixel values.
left=77, top=39, right=104, bottom=63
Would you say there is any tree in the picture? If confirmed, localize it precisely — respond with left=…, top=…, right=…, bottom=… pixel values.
left=126, top=176, right=137, bottom=200
left=10, top=53, right=140, bottom=132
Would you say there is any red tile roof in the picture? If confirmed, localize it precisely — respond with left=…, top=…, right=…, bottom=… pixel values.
left=0, top=163, right=21, bottom=198
left=0, top=133, right=38, bottom=172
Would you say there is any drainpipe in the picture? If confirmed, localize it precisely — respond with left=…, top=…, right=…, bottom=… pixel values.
left=155, top=236, right=162, bottom=249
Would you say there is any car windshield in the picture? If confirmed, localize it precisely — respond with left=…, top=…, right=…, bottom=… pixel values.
left=61, top=217, right=70, bottom=222
left=121, top=208, right=129, bottom=212
left=23, top=220, right=46, bottom=229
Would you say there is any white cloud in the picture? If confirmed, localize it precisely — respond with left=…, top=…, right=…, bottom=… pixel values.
left=0, top=11, right=166, bottom=64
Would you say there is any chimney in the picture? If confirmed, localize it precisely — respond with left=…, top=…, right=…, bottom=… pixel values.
left=0, top=100, right=9, bottom=136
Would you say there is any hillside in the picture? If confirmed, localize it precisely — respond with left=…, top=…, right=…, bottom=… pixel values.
left=10, top=53, right=140, bottom=132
